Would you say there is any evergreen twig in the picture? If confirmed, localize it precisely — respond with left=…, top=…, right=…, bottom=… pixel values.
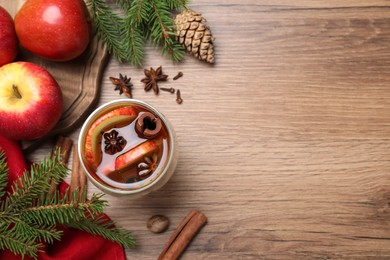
left=123, top=11, right=145, bottom=66
left=163, top=0, right=189, bottom=10
left=86, top=0, right=129, bottom=62
left=11, top=220, right=62, bottom=244
left=149, top=0, right=185, bottom=62
left=0, top=223, right=42, bottom=259
left=128, top=0, right=149, bottom=24
left=0, top=152, right=136, bottom=259
left=0, top=152, right=8, bottom=199
left=66, top=215, right=136, bottom=248
left=116, top=0, right=132, bottom=9
left=3, top=153, right=68, bottom=213
left=20, top=190, right=106, bottom=225
left=88, top=0, right=187, bottom=66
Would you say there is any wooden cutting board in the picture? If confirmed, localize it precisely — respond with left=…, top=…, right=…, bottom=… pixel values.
left=0, top=0, right=109, bottom=151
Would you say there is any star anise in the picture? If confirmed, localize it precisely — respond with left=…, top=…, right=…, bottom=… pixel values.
left=109, top=73, right=133, bottom=98
left=137, top=153, right=158, bottom=178
left=140, top=66, right=168, bottom=94
left=103, top=130, right=127, bottom=155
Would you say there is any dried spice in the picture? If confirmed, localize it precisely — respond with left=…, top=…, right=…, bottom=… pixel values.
left=109, top=74, right=133, bottom=98
left=176, top=90, right=183, bottom=104
left=70, top=145, right=88, bottom=200
left=158, top=209, right=207, bottom=259
left=137, top=152, right=158, bottom=178
left=147, top=215, right=170, bottom=233
left=141, top=66, right=168, bottom=94
left=103, top=130, right=127, bottom=155
left=173, top=72, right=183, bottom=80
left=135, top=112, right=162, bottom=139
left=160, top=87, right=175, bottom=94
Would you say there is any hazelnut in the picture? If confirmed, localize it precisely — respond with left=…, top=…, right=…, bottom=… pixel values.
left=147, top=215, right=170, bottom=233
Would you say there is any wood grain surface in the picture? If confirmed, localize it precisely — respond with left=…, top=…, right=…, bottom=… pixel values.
left=28, top=0, right=390, bottom=259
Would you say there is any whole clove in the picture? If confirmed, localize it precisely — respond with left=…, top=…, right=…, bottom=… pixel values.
left=173, top=72, right=183, bottom=80
left=160, top=87, right=175, bottom=94
left=176, top=90, right=183, bottom=104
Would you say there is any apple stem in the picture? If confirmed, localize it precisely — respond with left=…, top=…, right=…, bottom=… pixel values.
left=12, top=85, right=22, bottom=99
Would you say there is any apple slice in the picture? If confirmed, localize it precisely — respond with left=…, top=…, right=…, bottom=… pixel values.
left=115, top=139, right=162, bottom=171
left=91, top=115, right=136, bottom=165
left=105, top=139, right=161, bottom=183
left=84, top=106, right=137, bottom=167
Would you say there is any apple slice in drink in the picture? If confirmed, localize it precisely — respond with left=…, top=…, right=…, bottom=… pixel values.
left=84, top=106, right=137, bottom=167
left=115, top=139, right=161, bottom=170
left=91, top=115, right=135, bottom=165
left=106, top=139, right=162, bottom=182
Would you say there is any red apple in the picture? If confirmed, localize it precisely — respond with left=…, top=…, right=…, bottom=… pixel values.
left=14, top=0, right=91, bottom=62
left=0, top=134, right=27, bottom=193
left=0, top=6, right=18, bottom=67
left=0, top=62, right=63, bottom=140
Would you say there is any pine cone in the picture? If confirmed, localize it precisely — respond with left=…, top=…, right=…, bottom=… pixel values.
left=175, top=9, right=215, bottom=64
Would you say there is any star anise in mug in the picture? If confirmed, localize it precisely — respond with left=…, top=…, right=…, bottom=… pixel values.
left=103, top=130, right=127, bottom=155
left=140, top=66, right=168, bottom=94
left=109, top=73, right=133, bottom=98
left=137, top=153, right=158, bottom=178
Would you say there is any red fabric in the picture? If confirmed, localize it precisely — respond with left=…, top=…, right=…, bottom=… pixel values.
left=0, top=140, right=126, bottom=260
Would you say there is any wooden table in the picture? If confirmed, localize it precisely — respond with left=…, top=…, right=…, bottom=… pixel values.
left=31, top=0, right=390, bottom=258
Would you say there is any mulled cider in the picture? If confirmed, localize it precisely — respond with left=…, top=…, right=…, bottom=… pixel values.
left=78, top=100, right=177, bottom=196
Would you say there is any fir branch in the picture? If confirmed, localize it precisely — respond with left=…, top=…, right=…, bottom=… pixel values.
left=123, top=11, right=145, bottom=66
left=128, top=0, right=150, bottom=25
left=11, top=220, right=62, bottom=245
left=149, top=0, right=172, bottom=42
left=88, top=0, right=186, bottom=65
left=20, top=190, right=106, bottom=226
left=4, top=153, right=68, bottom=212
left=162, top=37, right=186, bottom=63
left=116, top=0, right=132, bottom=9
left=0, top=152, right=8, bottom=199
left=0, top=151, right=136, bottom=258
left=163, top=0, right=188, bottom=10
left=86, top=0, right=129, bottom=62
left=149, top=0, right=185, bottom=62
left=0, top=223, right=42, bottom=259
left=66, top=215, right=136, bottom=249
left=0, top=212, right=19, bottom=224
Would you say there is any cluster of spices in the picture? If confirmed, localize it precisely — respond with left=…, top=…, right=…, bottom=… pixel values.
left=109, top=66, right=183, bottom=104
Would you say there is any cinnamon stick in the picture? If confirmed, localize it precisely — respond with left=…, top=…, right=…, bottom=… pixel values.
left=49, top=136, right=73, bottom=197
left=158, top=209, right=207, bottom=260
left=50, top=136, right=73, bottom=162
left=70, top=144, right=88, bottom=199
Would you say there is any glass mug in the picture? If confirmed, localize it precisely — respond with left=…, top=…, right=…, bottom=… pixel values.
left=78, top=99, right=178, bottom=197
